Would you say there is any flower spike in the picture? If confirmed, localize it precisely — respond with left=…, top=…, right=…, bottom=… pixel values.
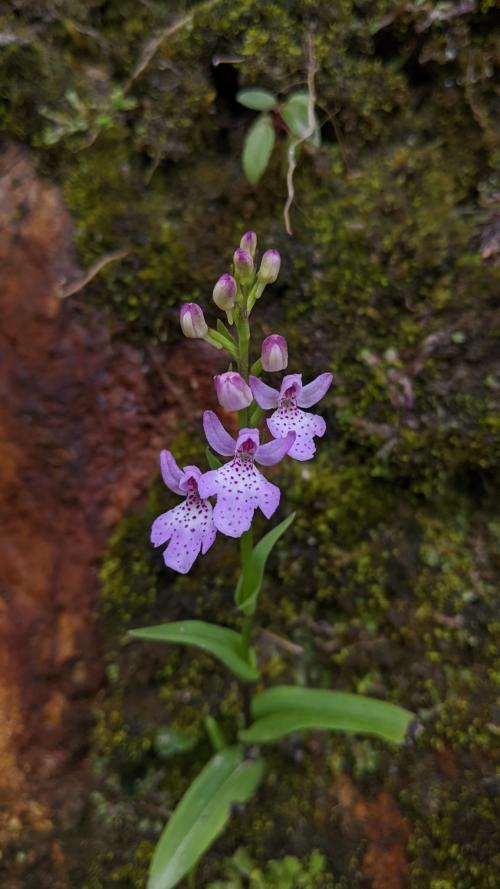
left=151, top=452, right=217, bottom=574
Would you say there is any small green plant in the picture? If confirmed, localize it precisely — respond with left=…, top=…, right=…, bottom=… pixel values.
left=128, top=231, right=414, bottom=889
left=207, top=847, right=334, bottom=889
left=41, top=86, right=137, bottom=146
left=237, top=88, right=321, bottom=184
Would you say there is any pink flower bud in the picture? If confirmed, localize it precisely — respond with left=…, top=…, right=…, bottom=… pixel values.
left=258, top=249, right=281, bottom=284
left=240, top=231, right=257, bottom=258
left=233, top=248, right=254, bottom=284
left=214, top=372, right=253, bottom=412
left=180, top=303, right=208, bottom=339
left=262, top=334, right=288, bottom=372
left=213, top=274, right=237, bottom=311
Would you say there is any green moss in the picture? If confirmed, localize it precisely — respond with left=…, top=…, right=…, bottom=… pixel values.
left=405, top=782, right=500, bottom=889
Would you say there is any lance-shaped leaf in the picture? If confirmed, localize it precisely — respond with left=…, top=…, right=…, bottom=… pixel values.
left=240, top=686, right=414, bottom=745
left=281, top=92, right=321, bottom=147
left=237, top=88, right=277, bottom=111
left=129, top=621, right=258, bottom=682
left=148, top=746, right=264, bottom=889
left=235, top=513, right=295, bottom=615
left=217, top=318, right=236, bottom=343
left=242, top=114, right=276, bottom=184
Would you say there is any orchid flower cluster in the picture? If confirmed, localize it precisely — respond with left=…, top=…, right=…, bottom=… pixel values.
left=152, top=233, right=332, bottom=574
left=130, top=232, right=413, bottom=889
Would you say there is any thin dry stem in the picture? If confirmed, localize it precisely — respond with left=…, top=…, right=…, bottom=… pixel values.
left=283, top=33, right=317, bottom=236
left=124, top=0, right=221, bottom=93
left=57, top=248, right=129, bottom=299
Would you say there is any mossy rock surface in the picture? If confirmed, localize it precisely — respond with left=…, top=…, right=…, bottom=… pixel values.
left=1, top=1, right=499, bottom=887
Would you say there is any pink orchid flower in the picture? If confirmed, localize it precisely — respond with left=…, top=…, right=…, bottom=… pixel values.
left=249, top=372, right=333, bottom=461
left=199, top=411, right=295, bottom=538
left=151, top=451, right=217, bottom=574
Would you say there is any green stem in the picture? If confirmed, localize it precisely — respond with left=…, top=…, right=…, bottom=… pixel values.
left=238, top=316, right=250, bottom=380
left=236, top=293, right=255, bottom=658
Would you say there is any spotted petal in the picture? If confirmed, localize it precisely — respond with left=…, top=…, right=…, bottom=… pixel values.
left=297, top=372, right=333, bottom=408
left=268, top=408, right=326, bottom=461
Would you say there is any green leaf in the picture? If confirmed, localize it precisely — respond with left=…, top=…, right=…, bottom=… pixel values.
left=235, top=513, right=295, bottom=615
left=148, top=747, right=264, bottom=889
left=249, top=405, right=264, bottom=427
left=206, top=447, right=222, bottom=470
left=281, top=92, right=321, bottom=147
left=237, top=88, right=277, bottom=111
left=204, top=715, right=227, bottom=752
left=205, top=329, right=238, bottom=357
left=242, top=114, right=276, bottom=184
left=217, top=318, right=235, bottom=341
left=240, top=686, right=413, bottom=745
left=129, top=621, right=258, bottom=682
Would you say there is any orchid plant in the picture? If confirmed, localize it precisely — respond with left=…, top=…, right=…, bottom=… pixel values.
left=130, top=232, right=414, bottom=889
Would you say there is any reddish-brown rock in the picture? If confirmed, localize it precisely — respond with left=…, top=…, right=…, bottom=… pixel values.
left=0, top=143, right=221, bottom=851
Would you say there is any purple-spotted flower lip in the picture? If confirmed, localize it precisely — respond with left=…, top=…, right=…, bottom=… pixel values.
left=249, top=372, right=333, bottom=462
left=151, top=451, right=216, bottom=573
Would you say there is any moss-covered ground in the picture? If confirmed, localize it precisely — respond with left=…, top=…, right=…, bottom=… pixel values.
left=1, top=0, right=499, bottom=886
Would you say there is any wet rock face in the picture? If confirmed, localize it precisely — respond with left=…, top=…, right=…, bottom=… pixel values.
left=0, top=143, right=220, bottom=832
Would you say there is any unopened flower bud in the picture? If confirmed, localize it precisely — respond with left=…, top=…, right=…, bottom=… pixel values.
left=258, top=249, right=281, bottom=284
left=233, top=248, right=254, bottom=284
left=240, top=231, right=257, bottom=258
left=214, top=372, right=253, bottom=412
left=262, top=334, right=288, bottom=372
left=213, top=274, right=237, bottom=311
left=180, top=303, right=208, bottom=339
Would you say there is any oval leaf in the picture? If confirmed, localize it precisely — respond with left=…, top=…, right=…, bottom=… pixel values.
left=148, top=746, right=264, bottom=889
left=281, top=92, right=321, bottom=147
left=242, top=114, right=276, bottom=184
left=237, top=88, right=277, bottom=111
left=129, top=621, right=258, bottom=682
left=240, top=686, right=414, bottom=745
left=235, top=513, right=295, bottom=615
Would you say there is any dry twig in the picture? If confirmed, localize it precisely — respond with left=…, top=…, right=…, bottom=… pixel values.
left=124, top=0, right=221, bottom=93
left=57, top=248, right=129, bottom=298
left=283, top=33, right=317, bottom=236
